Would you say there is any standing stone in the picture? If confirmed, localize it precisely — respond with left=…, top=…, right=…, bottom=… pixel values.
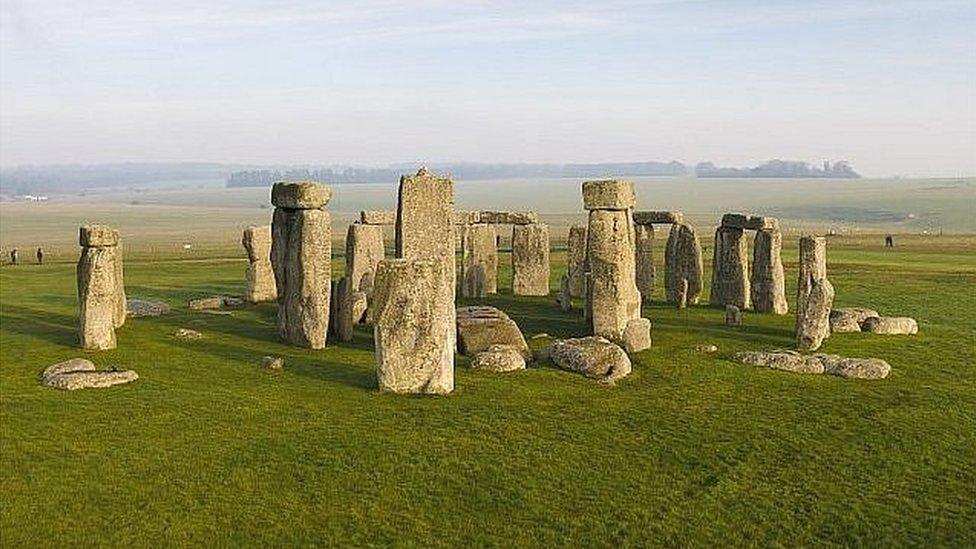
left=795, top=236, right=834, bottom=352
left=664, top=223, right=703, bottom=306
left=271, top=181, right=332, bottom=349
left=583, top=179, right=649, bottom=352
left=345, top=223, right=385, bottom=295
left=557, top=274, right=572, bottom=312
left=78, top=225, right=122, bottom=350
left=242, top=225, right=277, bottom=303
left=566, top=225, right=587, bottom=298
left=460, top=223, right=497, bottom=298
left=110, top=244, right=126, bottom=328
left=396, top=168, right=456, bottom=294
left=512, top=223, right=550, bottom=296
left=750, top=229, right=788, bottom=314
left=371, top=259, right=454, bottom=394
left=710, top=226, right=751, bottom=309
left=634, top=223, right=655, bottom=301
left=333, top=277, right=355, bottom=342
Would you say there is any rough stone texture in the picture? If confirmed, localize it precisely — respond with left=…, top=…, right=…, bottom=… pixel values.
left=77, top=245, right=118, bottom=350
left=333, top=277, right=355, bottom=342
left=556, top=274, right=572, bottom=312
left=188, top=296, right=239, bottom=310
left=633, top=211, right=684, bottom=225
left=395, top=168, right=456, bottom=299
left=725, top=305, right=743, bottom=326
left=272, top=205, right=332, bottom=349
left=360, top=210, right=396, bottom=225
left=460, top=223, right=498, bottom=298
left=345, top=223, right=385, bottom=295
left=173, top=328, right=203, bottom=340
left=371, top=259, right=454, bottom=394
left=110, top=246, right=126, bottom=329
left=664, top=223, right=703, bottom=306
left=634, top=223, right=655, bottom=301
left=566, top=225, right=587, bottom=298
left=470, top=344, right=526, bottom=372
left=819, top=355, right=891, bottom=379
left=720, top=213, right=748, bottom=229
left=262, top=356, right=284, bottom=370
left=710, top=226, right=751, bottom=309
left=456, top=306, right=529, bottom=359
left=582, top=179, right=636, bottom=210
left=478, top=211, right=538, bottom=225
left=454, top=210, right=482, bottom=225
left=621, top=318, right=652, bottom=353
left=692, top=344, right=718, bottom=353
left=750, top=230, right=788, bottom=314
left=830, top=308, right=880, bottom=333
left=79, top=225, right=119, bottom=248
left=351, top=291, right=368, bottom=325
left=795, top=236, right=833, bottom=352
left=511, top=223, right=550, bottom=296
left=127, top=299, right=170, bottom=318
left=41, top=358, right=138, bottom=390
left=271, top=181, right=332, bottom=209
left=242, top=225, right=277, bottom=303
left=861, top=316, right=918, bottom=335
left=745, top=216, right=779, bottom=231
left=732, top=350, right=890, bottom=379
left=548, top=336, right=632, bottom=385
left=586, top=208, right=647, bottom=351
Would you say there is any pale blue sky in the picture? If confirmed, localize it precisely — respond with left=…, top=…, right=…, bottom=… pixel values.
left=1, top=0, right=974, bottom=176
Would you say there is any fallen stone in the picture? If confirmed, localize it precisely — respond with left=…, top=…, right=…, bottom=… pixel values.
left=818, top=354, right=891, bottom=379
left=470, top=344, right=526, bottom=372
left=271, top=181, right=332, bottom=209
left=359, top=210, right=396, bottom=225
left=830, top=307, right=880, bottom=333
left=725, top=305, right=743, bottom=326
left=548, top=337, right=632, bottom=385
left=861, top=316, right=918, bottom=335
left=582, top=179, right=636, bottom=210
left=43, top=358, right=95, bottom=378
left=173, top=328, right=203, bottom=340
left=41, top=358, right=138, bottom=390
left=478, top=211, right=538, bottom=225
left=187, top=296, right=240, bottom=311
left=456, top=306, right=530, bottom=359
left=691, top=344, right=718, bottom=353
left=632, top=210, right=684, bottom=225
left=126, top=299, right=170, bottom=318
left=732, top=350, right=825, bottom=374
left=262, top=356, right=284, bottom=370
left=621, top=317, right=652, bottom=353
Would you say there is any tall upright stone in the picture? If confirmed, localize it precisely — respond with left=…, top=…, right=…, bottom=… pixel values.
left=78, top=225, right=123, bottom=350
left=795, top=236, right=834, bottom=352
left=750, top=229, right=788, bottom=314
left=242, top=225, right=277, bottom=303
left=709, top=226, right=751, bottom=309
left=634, top=223, right=655, bottom=300
left=664, top=223, right=703, bottom=306
left=461, top=223, right=497, bottom=298
left=271, top=181, right=332, bottom=349
left=582, top=180, right=650, bottom=352
left=511, top=224, right=550, bottom=296
left=345, top=223, right=385, bottom=295
left=566, top=225, right=587, bottom=298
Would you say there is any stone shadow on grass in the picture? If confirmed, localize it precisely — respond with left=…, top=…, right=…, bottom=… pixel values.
left=0, top=303, right=78, bottom=347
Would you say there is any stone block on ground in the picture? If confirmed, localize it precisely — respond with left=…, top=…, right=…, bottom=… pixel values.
left=262, top=356, right=284, bottom=370
left=41, top=358, right=138, bottom=390
left=818, top=354, right=891, bottom=379
left=471, top=345, right=526, bottom=372
left=732, top=350, right=825, bottom=374
left=621, top=317, right=651, bottom=353
left=127, top=299, right=170, bottom=318
left=861, top=316, right=918, bottom=335
left=582, top=179, right=636, bottom=210
left=547, top=336, right=632, bottom=385
left=173, top=328, right=203, bottom=340
left=830, top=308, right=880, bottom=333
left=456, top=306, right=530, bottom=359
left=271, top=181, right=332, bottom=209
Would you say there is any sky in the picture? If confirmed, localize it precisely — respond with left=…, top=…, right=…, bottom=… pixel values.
left=1, top=0, right=974, bottom=176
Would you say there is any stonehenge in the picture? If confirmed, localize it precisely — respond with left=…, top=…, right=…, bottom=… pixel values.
left=511, top=223, right=550, bottom=296
left=583, top=180, right=650, bottom=353
left=566, top=225, right=587, bottom=297
left=456, top=306, right=530, bottom=359
left=460, top=223, right=498, bottom=298
left=345, top=223, right=385, bottom=296
left=77, top=225, right=125, bottom=350
left=732, top=350, right=890, bottom=379
left=710, top=213, right=786, bottom=314
left=271, top=181, right=333, bottom=349
left=546, top=336, right=632, bottom=385
left=634, top=224, right=655, bottom=299
left=242, top=225, right=276, bottom=303
left=41, top=358, right=138, bottom=390
left=750, top=228, right=788, bottom=314
left=710, top=224, right=751, bottom=309
left=664, top=223, right=703, bottom=306
left=795, top=236, right=834, bottom=352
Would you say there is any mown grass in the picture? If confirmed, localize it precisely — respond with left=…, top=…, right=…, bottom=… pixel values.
left=1, top=236, right=974, bottom=546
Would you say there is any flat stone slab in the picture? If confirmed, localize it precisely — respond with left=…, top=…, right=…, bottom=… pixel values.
left=360, top=210, right=396, bottom=225
left=633, top=211, right=684, bottom=225
left=79, top=225, right=120, bottom=248
left=187, top=296, right=242, bottom=311
left=173, top=328, right=203, bottom=340
left=582, top=180, right=636, bottom=210
left=720, top=213, right=779, bottom=231
left=478, top=211, right=538, bottom=225
left=861, top=316, right=918, bottom=335
left=456, top=306, right=530, bottom=359
left=41, top=358, right=138, bottom=390
left=830, top=307, right=880, bottom=333
left=548, top=337, right=632, bottom=385
left=471, top=344, right=526, bottom=372
left=126, top=299, right=170, bottom=318
left=271, top=181, right=331, bottom=209
left=731, top=349, right=891, bottom=379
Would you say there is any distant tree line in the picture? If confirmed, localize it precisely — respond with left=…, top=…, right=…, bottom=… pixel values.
left=695, top=160, right=860, bottom=178
left=0, top=163, right=231, bottom=195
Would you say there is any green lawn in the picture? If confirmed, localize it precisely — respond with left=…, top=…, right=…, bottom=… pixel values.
left=1, top=237, right=974, bottom=546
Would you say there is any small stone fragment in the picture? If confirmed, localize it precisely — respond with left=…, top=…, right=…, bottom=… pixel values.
left=173, top=328, right=203, bottom=340
left=548, top=336, right=632, bottom=385
left=470, top=344, right=526, bottom=372
left=830, top=307, right=880, bottom=333
left=692, top=344, right=718, bottom=353
left=861, top=316, right=918, bottom=335
left=621, top=317, right=652, bottom=353
left=262, top=356, right=284, bottom=370
left=126, top=299, right=170, bottom=318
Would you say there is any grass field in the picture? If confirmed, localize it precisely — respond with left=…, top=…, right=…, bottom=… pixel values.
left=1, top=234, right=974, bottom=546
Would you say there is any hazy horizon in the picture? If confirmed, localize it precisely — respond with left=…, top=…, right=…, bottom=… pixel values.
left=2, top=0, right=974, bottom=177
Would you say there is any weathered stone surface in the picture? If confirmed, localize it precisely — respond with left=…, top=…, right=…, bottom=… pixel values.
left=830, top=307, right=880, bottom=333
left=586, top=209, right=644, bottom=346
left=634, top=223, right=655, bottom=301
left=188, top=296, right=239, bottom=310
left=272, top=206, right=332, bottom=349
left=692, top=344, right=718, bottom=353
left=710, top=226, right=751, bottom=309
left=732, top=349, right=825, bottom=374
left=271, top=181, right=331, bottom=209
left=556, top=274, right=572, bottom=312
left=582, top=179, right=636, bottom=211
left=126, top=299, right=170, bottom=318
left=242, top=225, right=277, bottom=303
left=360, top=210, right=396, bottom=225
left=725, top=305, right=742, bottom=326
left=345, top=223, right=385, bottom=295
left=333, top=277, right=355, bottom=342
left=454, top=210, right=482, bottom=225
left=471, top=344, right=526, bottom=372
left=750, top=229, right=788, bottom=314
left=371, top=259, right=454, bottom=394
left=460, top=223, right=497, bottom=298
left=456, top=306, right=529, bottom=359
left=745, top=216, right=779, bottom=231
left=633, top=211, right=684, bottom=225
left=566, top=225, right=587, bottom=298
left=512, top=223, right=550, bottom=296
left=478, top=211, right=538, bottom=225
left=41, top=358, right=138, bottom=390
left=664, top=223, right=703, bottom=306
left=110, top=246, right=126, bottom=329
left=79, top=225, right=119, bottom=248
left=77, top=246, right=118, bottom=350
left=262, top=356, right=284, bottom=370
left=819, top=355, right=891, bottom=379
left=861, top=316, right=918, bottom=335
left=720, top=213, right=748, bottom=229
left=173, top=328, right=203, bottom=340
left=395, top=168, right=456, bottom=298
left=548, top=336, right=632, bottom=385
left=621, top=317, right=652, bottom=353
left=795, top=236, right=833, bottom=352
left=351, top=291, right=368, bottom=325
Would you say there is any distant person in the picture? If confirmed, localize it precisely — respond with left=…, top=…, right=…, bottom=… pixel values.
left=9, top=248, right=18, bottom=265
left=885, top=234, right=894, bottom=248
left=36, top=247, right=44, bottom=265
